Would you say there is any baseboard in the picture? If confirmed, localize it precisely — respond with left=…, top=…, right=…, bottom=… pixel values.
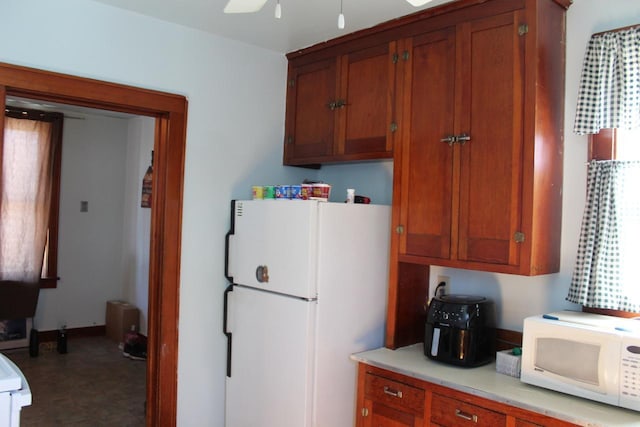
left=37, top=325, right=106, bottom=343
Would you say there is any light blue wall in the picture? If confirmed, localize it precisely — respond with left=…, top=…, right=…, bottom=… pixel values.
left=318, top=160, right=393, bottom=205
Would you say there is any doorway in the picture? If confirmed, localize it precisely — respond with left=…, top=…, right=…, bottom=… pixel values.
left=0, top=62, right=186, bottom=426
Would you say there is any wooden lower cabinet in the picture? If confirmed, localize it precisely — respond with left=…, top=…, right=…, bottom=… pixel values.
left=361, top=368, right=426, bottom=427
left=356, top=364, right=579, bottom=427
left=431, top=393, right=505, bottom=426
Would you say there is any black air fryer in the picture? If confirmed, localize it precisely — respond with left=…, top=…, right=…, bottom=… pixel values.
left=424, top=294, right=496, bottom=367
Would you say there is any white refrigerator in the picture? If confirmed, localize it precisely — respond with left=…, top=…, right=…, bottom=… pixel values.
left=0, top=354, right=31, bottom=427
left=224, top=199, right=390, bottom=427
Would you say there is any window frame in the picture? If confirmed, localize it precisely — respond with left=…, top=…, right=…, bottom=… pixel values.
left=4, top=106, right=63, bottom=288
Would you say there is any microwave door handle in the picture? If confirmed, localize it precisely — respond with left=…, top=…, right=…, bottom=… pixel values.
left=223, top=284, right=233, bottom=378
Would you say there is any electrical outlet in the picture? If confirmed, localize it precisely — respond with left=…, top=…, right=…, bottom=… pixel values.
left=436, top=275, right=450, bottom=296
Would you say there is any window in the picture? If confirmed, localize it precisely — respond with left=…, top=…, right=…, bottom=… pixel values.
left=1, top=107, right=63, bottom=288
left=568, top=25, right=640, bottom=316
left=581, top=130, right=640, bottom=318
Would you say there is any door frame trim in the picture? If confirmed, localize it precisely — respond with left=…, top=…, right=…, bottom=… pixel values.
left=0, top=62, right=186, bottom=426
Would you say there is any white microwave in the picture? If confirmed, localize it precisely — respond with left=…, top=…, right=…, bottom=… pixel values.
left=521, top=310, right=640, bottom=411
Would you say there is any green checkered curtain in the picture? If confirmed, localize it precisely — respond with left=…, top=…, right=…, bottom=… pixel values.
left=574, top=27, right=640, bottom=135
left=568, top=160, right=640, bottom=312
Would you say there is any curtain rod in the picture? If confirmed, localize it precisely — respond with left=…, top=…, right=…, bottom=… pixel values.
left=592, top=23, right=640, bottom=37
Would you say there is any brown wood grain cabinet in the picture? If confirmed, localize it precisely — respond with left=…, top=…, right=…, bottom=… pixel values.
left=284, top=0, right=569, bottom=348
left=284, top=42, right=397, bottom=165
left=386, top=0, right=570, bottom=349
left=358, top=364, right=427, bottom=427
left=393, top=1, right=567, bottom=277
left=356, top=364, right=579, bottom=427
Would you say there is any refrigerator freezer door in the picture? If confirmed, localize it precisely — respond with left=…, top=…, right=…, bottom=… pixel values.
left=227, top=200, right=318, bottom=299
left=225, top=285, right=316, bottom=427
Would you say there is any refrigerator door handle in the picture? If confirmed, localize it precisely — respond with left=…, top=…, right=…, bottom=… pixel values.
left=223, top=284, right=233, bottom=377
left=225, top=200, right=236, bottom=283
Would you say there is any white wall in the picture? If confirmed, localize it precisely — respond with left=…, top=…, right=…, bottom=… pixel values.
left=35, top=114, right=129, bottom=332
left=429, top=0, right=640, bottom=331
left=122, top=116, right=156, bottom=335
left=35, top=112, right=154, bottom=336
left=1, top=0, right=636, bottom=425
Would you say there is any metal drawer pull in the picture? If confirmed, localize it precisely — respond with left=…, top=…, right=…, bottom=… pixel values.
left=383, top=386, right=403, bottom=398
left=455, top=409, right=478, bottom=423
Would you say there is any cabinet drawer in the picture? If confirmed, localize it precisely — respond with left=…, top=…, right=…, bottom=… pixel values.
left=515, top=420, right=543, bottom=427
left=364, top=373, right=425, bottom=414
left=431, top=393, right=506, bottom=427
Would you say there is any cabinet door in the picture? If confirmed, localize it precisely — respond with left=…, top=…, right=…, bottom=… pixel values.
left=455, top=11, right=525, bottom=265
left=284, top=58, right=337, bottom=164
left=337, top=42, right=396, bottom=158
left=399, top=28, right=456, bottom=260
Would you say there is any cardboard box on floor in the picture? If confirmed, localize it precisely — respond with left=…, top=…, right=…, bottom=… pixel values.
left=106, top=300, right=139, bottom=343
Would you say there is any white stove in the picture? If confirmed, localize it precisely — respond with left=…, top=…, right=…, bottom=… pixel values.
left=0, top=354, right=31, bottom=427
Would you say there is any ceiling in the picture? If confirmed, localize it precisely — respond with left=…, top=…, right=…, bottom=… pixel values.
left=91, top=0, right=456, bottom=53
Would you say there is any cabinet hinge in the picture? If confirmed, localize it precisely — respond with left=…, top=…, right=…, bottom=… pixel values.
left=396, top=225, right=404, bottom=235
left=392, top=52, right=399, bottom=64
left=286, top=136, right=293, bottom=145
left=288, top=79, right=295, bottom=87
left=361, top=408, right=369, bottom=417
left=402, top=50, right=410, bottom=61
left=518, top=24, right=529, bottom=36
left=390, top=122, right=398, bottom=133
left=514, top=232, right=525, bottom=243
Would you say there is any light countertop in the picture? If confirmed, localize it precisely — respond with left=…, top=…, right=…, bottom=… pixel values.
left=351, top=344, right=640, bottom=427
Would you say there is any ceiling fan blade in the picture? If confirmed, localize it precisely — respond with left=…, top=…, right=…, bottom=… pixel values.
left=223, top=0, right=269, bottom=13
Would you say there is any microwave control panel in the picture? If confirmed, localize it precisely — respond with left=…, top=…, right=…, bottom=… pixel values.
left=620, top=338, right=640, bottom=411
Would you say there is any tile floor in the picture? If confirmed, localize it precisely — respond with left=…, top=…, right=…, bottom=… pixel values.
left=3, top=335, right=146, bottom=426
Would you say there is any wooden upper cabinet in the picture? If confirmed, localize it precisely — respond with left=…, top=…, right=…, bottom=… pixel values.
left=340, top=43, right=396, bottom=157
left=394, top=0, right=565, bottom=276
left=284, top=43, right=396, bottom=165
left=399, top=27, right=456, bottom=261
left=283, top=58, right=337, bottom=162
left=456, top=12, right=524, bottom=267
left=284, top=0, right=566, bottom=277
